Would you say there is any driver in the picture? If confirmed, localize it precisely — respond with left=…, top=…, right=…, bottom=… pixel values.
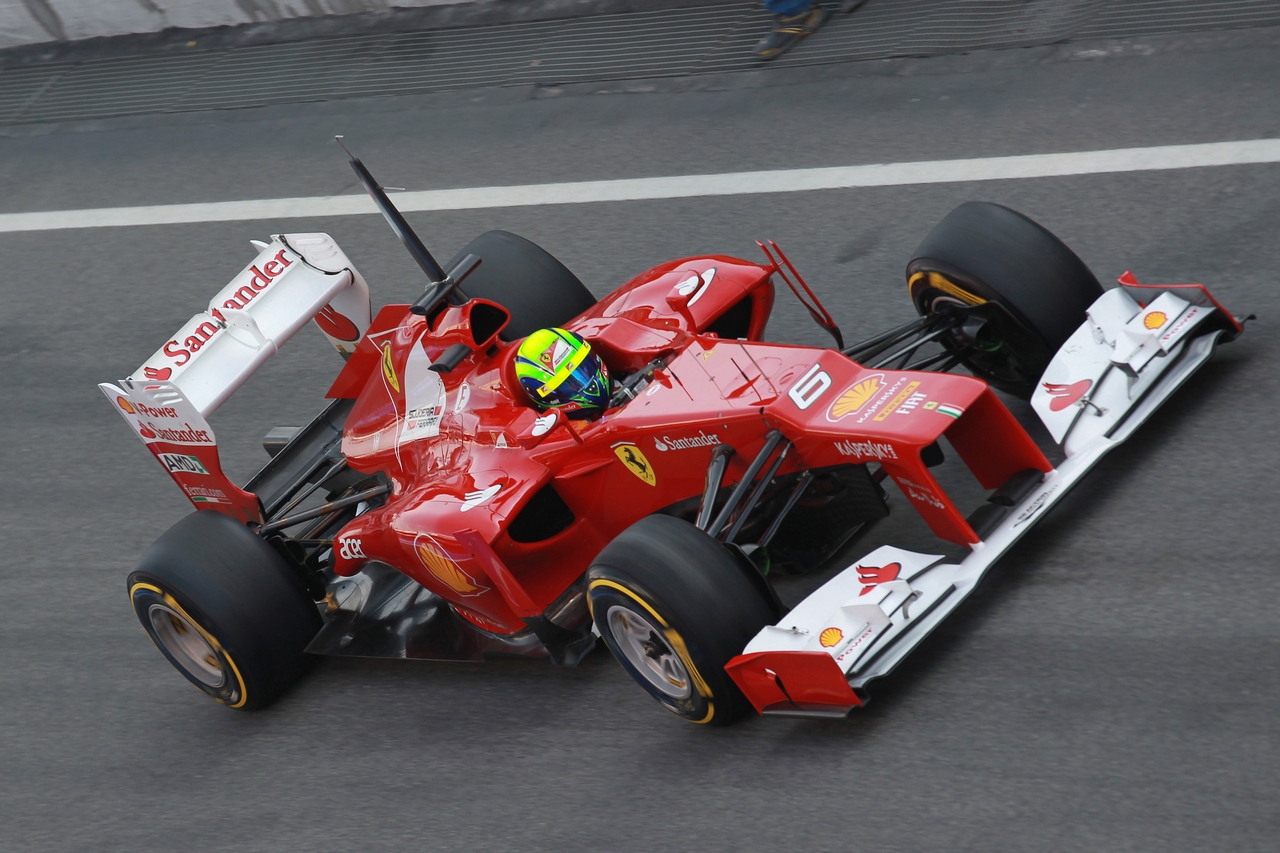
left=514, top=328, right=611, bottom=418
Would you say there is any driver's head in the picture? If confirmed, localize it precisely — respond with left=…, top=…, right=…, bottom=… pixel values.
left=515, top=327, right=610, bottom=417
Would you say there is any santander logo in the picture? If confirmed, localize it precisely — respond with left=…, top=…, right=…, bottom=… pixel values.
left=1042, top=379, right=1092, bottom=412
left=857, top=562, right=901, bottom=595
left=159, top=249, right=295, bottom=367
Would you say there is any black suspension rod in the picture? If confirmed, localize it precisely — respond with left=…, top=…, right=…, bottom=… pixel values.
left=709, top=430, right=784, bottom=539
left=868, top=321, right=958, bottom=369
left=757, top=470, right=814, bottom=550
left=696, top=445, right=735, bottom=531
left=269, top=458, right=348, bottom=522
left=262, top=448, right=341, bottom=518
left=903, top=347, right=966, bottom=372
left=724, top=443, right=791, bottom=545
left=258, top=485, right=390, bottom=535
left=841, top=316, right=931, bottom=360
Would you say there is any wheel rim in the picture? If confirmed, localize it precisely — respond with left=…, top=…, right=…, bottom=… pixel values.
left=605, top=604, right=692, bottom=700
left=148, top=603, right=225, bottom=688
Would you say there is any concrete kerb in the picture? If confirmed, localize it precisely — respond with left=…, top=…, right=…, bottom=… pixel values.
left=0, top=0, right=737, bottom=69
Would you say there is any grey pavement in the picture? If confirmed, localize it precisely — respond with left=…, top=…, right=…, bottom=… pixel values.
left=0, top=21, right=1278, bottom=853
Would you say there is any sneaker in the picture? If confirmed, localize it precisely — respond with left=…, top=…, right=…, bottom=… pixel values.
left=753, top=6, right=829, bottom=61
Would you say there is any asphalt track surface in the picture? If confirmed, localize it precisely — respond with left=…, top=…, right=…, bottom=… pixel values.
left=2, top=25, right=1278, bottom=853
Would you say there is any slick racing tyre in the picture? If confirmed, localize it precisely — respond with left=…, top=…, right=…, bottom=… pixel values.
left=907, top=202, right=1104, bottom=398
left=444, top=230, right=597, bottom=341
left=587, top=515, right=780, bottom=725
left=127, top=511, right=322, bottom=710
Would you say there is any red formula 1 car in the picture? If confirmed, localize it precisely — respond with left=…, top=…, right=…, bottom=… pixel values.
left=103, top=150, right=1245, bottom=723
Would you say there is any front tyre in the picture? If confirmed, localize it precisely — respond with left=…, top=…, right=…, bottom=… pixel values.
left=587, top=515, right=779, bottom=725
left=907, top=202, right=1104, bottom=398
left=128, top=511, right=322, bottom=710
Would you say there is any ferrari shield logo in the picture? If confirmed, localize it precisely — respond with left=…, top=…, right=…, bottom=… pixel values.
left=381, top=342, right=400, bottom=393
left=613, top=443, right=656, bottom=486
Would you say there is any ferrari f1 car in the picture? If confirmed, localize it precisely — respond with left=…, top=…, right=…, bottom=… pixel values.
left=103, top=149, right=1246, bottom=723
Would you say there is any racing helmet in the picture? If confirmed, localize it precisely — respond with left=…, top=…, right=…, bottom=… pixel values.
left=514, top=328, right=610, bottom=416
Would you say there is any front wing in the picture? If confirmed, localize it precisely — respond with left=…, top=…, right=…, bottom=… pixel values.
left=726, top=277, right=1243, bottom=717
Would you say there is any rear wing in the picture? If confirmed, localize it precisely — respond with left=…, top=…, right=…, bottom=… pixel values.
left=99, top=233, right=372, bottom=518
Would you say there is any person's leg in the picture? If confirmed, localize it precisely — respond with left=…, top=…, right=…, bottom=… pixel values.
left=762, top=0, right=812, bottom=15
left=754, top=0, right=828, bottom=61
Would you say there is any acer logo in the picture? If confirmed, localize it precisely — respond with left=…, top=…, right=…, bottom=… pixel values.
left=338, top=537, right=366, bottom=560
left=787, top=364, right=832, bottom=410
left=160, top=249, right=294, bottom=366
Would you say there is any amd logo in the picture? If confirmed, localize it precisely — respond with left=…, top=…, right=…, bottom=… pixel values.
left=159, top=453, right=209, bottom=475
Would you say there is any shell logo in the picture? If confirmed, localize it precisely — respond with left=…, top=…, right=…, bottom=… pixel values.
left=819, top=627, right=844, bottom=648
left=826, top=374, right=885, bottom=421
left=1143, top=310, right=1168, bottom=330
left=414, top=534, right=487, bottom=597
left=116, top=396, right=135, bottom=414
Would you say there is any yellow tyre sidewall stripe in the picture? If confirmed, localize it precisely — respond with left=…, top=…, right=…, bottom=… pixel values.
left=908, top=270, right=987, bottom=306
left=130, top=581, right=249, bottom=709
left=588, top=578, right=715, bottom=724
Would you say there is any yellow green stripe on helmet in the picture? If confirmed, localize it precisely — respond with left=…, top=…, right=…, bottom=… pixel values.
left=536, top=338, right=591, bottom=398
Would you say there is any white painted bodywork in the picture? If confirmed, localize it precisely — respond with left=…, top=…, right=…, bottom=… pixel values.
left=742, top=287, right=1231, bottom=700
left=114, top=233, right=369, bottom=418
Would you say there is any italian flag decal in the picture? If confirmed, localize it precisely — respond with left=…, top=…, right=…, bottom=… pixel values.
left=936, top=404, right=964, bottom=419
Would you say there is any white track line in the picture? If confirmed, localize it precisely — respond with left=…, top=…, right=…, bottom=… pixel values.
left=4, top=139, right=1279, bottom=233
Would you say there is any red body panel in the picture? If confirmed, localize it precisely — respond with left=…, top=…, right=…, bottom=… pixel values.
left=724, top=651, right=863, bottom=715
left=314, top=253, right=1049, bottom=635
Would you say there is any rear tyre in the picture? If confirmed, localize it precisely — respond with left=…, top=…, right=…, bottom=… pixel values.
left=906, top=202, right=1104, bottom=397
left=444, top=230, right=597, bottom=341
left=586, top=515, right=780, bottom=725
left=127, top=511, right=322, bottom=710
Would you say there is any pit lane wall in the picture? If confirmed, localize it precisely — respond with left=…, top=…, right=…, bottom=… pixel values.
left=0, top=0, right=466, bottom=50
